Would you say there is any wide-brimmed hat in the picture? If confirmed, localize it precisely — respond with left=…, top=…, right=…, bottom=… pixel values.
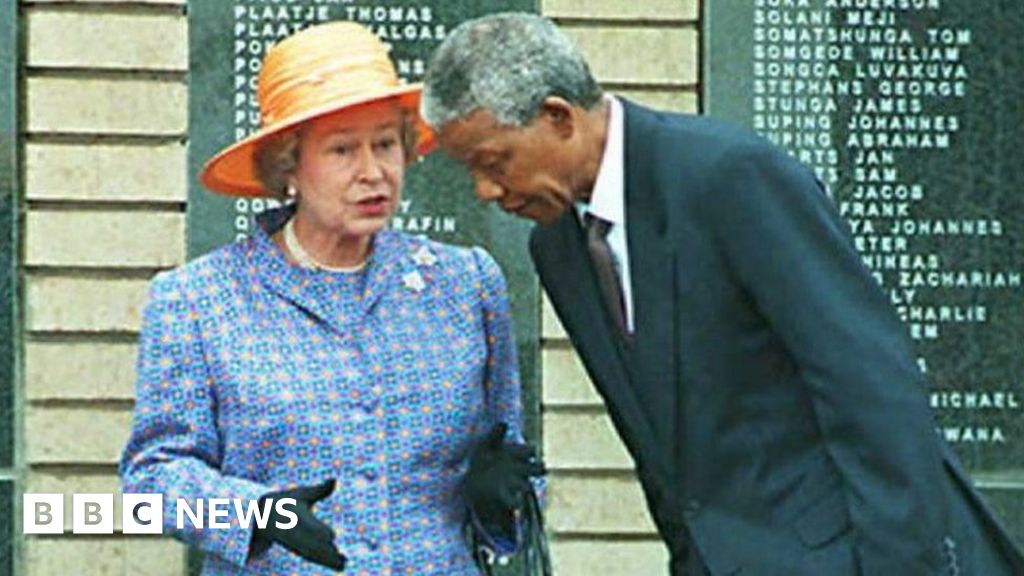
left=200, top=21, right=435, bottom=197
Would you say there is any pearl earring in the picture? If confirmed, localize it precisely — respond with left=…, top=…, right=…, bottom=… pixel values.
left=286, top=184, right=297, bottom=198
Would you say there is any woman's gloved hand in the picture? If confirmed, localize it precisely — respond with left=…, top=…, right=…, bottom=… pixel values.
left=249, top=478, right=347, bottom=572
left=464, top=423, right=546, bottom=536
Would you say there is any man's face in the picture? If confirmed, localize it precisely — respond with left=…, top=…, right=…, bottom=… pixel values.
left=438, top=107, right=582, bottom=225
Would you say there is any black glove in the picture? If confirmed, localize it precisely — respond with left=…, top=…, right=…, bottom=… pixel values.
left=464, top=423, right=546, bottom=536
left=249, top=478, right=347, bottom=572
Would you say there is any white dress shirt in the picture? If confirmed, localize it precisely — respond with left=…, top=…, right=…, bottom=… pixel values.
left=576, top=95, right=634, bottom=333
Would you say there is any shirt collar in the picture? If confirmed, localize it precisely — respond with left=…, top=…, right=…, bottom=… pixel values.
left=579, top=95, right=625, bottom=225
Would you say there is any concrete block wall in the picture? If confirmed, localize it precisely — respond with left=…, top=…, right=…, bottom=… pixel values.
left=18, top=0, right=701, bottom=573
left=21, top=0, right=188, bottom=573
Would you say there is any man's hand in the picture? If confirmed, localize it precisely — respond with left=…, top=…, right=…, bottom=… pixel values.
left=250, top=478, right=347, bottom=571
left=464, top=423, right=546, bottom=535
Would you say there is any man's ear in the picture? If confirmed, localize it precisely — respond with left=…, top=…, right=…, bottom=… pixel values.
left=538, top=96, right=577, bottom=139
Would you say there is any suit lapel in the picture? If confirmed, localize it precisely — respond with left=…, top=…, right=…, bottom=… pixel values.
left=532, top=213, right=649, bottom=462
left=530, top=200, right=673, bottom=494
left=531, top=99, right=682, bottom=508
left=621, top=99, right=678, bottom=426
left=532, top=210, right=631, bottom=375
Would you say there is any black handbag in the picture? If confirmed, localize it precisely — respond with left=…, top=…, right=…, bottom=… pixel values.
left=467, top=487, right=552, bottom=576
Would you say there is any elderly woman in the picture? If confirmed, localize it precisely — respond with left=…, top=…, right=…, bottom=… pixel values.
left=120, top=21, right=540, bottom=576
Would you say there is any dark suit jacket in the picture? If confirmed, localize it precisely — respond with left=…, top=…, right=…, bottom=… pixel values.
left=530, top=100, right=1024, bottom=575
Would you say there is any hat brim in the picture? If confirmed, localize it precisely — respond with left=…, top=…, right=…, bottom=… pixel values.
left=199, top=84, right=435, bottom=197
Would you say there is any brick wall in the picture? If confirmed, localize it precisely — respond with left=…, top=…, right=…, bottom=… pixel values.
left=22, top=0, right=188, bottom=573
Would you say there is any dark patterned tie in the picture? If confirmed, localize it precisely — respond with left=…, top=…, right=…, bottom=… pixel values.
left=584, top=212, right=628, bottom=337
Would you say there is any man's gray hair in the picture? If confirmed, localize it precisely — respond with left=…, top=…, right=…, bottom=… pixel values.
left=420, top=13, right=602, bottom=128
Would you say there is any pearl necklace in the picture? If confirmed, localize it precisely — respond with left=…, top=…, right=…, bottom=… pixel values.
left=283, top=218, right=368, bottom=273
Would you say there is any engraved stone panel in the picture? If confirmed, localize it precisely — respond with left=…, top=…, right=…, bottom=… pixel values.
left=706, top=0, right=1024, bottom=545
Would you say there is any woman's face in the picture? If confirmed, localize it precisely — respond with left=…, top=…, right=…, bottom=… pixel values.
left=288, top=101, right=406, bottom=239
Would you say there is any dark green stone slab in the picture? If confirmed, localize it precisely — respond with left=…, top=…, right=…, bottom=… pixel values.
left=1, top=3, right=20, bottom=572
left=706, top=1, right=1024, bottom=474
left=0, top=480, right=11, bottom=576
left=0, top=0, right=20, bottom=470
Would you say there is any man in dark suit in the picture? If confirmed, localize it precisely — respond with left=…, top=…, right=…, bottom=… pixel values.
left=420, top=13, right=1024, bottom=575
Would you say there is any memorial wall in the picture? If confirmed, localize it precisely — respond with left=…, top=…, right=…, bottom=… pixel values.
left=706, top=0, right=1024, bottom=542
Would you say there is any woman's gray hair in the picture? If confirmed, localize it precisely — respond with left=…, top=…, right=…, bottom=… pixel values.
left=254, top=130, right=301, bottom=199
left=420, top=13, right=602, bottom=129
left=253, top=112, right=420, bottom=198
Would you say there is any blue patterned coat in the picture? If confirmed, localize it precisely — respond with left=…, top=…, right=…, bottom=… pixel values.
left=120, top=211, right=524, bottom=576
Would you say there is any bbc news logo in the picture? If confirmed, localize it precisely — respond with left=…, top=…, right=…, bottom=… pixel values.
left=23, top=494, right=299, bottom=534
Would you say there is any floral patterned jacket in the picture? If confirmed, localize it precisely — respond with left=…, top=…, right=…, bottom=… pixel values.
left=120, top=209, right=524, bottom=576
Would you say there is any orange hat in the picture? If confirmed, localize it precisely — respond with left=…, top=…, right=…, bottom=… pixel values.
left=199, top=21, right=436, bottom=197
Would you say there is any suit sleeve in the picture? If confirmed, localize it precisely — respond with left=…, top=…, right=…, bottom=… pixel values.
left=704, top=145, right=948, bottom=574
left=119, top=270, right=269, bottom=568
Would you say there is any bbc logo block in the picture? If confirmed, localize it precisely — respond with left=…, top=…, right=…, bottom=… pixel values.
left=23, top=493, right=163, bottom=534
left=72, top=494, right=113, bottom=534
left=23, top=494, right=63, bottom=534
left=123, top=493, right=163, bottom=534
